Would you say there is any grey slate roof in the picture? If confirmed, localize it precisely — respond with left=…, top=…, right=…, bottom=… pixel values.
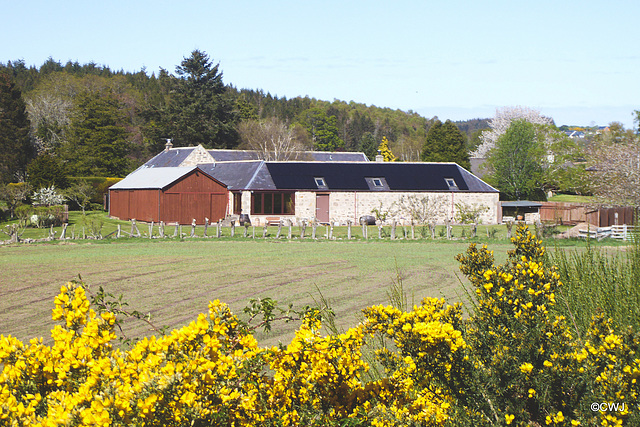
left=260, top=162, right=498, bottom=192
left=121, top=147, right=497, bottom=194
left=198, top=161, right=497, bottom=193
left=198, top=161, right=274, bottom=191
left=142, top=148, right=194, bottom=168
left=141, top=147, right=369, bottom=168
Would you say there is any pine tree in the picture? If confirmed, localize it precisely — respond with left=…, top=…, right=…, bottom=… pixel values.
left=0, top=70, right=33, bottom=182
left=358, top=132, right=378, bottom=160
left=421, top=120, right=470, bottom=169
left=378, top=136, right=397, bottom=161
left=27, top=153, right=68, bottom=189
left=62, top=90, right=131, bottom=177
left=167, top=50, right=238, bottom=148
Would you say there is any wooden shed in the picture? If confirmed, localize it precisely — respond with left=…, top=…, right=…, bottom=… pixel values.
left=109, top=166, right=228, bottom=224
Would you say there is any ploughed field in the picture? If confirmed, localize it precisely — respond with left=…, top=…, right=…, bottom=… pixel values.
left=0, top=239, right=516, bottom=346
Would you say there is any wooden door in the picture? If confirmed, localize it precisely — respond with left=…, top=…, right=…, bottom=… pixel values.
left=316, top=194, right=330, bottom=223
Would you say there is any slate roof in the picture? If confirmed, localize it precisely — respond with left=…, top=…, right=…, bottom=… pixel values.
left=198, top=161, right=274, bottom=191
left=202, top=161, right=498, bottom=193
left=141, top=147, right=368, bottom=168
left=141, top=148, right=194, bottom=168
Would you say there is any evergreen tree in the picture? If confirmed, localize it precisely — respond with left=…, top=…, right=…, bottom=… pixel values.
left=167, top=50, right=238, bottom=148
left=0, top=70, right=34, bottom=182
left=378, top=136, right=397, bottom=161
left=62, top=90, right=131, bottom=177
left=358, top=132, right=378, bottom=161
left=421, top=119, right=470, bottom=169
left=27, top=153, right=69, bottom=189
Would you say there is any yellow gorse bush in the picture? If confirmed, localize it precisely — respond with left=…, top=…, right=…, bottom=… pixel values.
left=1, top=284, right=460, bottom=426
left=2, top=223, right=639, bottom=426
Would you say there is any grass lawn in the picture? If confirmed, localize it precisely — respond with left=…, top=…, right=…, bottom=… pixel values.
left=547, top=194, right=595, bottom=203
left=0, top=211, right=626, bottom=347
left=1, top=237, right=514, bottom=347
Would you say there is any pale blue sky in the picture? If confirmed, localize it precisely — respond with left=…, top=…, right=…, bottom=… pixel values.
left=5, top=0, right=640, bottom=127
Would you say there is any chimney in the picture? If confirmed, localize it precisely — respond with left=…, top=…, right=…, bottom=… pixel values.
left=375, top=149, right=383, bottom=162
left=165, top=139, right=173, bottom=151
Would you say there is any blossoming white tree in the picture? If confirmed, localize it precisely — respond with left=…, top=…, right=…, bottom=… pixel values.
left=473, top=106, right=554, bottom=158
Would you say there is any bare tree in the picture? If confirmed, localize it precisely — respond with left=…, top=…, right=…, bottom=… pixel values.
left=238, top=118, right=305, bottom=161
left=25, top=93, right=73, bottom=154
left=392, top=195, right=447, bottom=226
left=588, top=141, right=640, bottom=207
left=65, top=180, right=96, bottom=214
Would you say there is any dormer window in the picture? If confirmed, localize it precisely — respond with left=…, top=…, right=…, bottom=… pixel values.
left=445, top=178, right=458, bottom=191
left=314, top=177, right=327, bottom=189
left=365, top=177, right=388, bottom=190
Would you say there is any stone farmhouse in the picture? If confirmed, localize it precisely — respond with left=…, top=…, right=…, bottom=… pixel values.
left=109, top=144, right=499, bottom=226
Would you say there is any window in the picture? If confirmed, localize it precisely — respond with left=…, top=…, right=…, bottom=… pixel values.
left=314, top=177, right=327, bottom=188
left=445, top=178, right=458, bottom=190
left=252, top=192, right=295, bottom=215
left=372, top=178, right=383, bottom=187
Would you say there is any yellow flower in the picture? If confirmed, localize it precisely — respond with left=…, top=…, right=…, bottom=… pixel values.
left=505, top=413, right=515, bottom=424
left=520, top=362, right=533, bottom=374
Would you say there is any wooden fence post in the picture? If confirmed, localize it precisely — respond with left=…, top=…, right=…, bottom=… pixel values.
left=203, top=218, right=209, bottom=237
left=287, top=219, right=292, bottom=239
left=60, top=223, right=68, bottom=240
left=347, top=219, right=352, bottom=239
left=231, top=220, right=236, bottom=237
left=262, top=224, right=268, bottom=238
left=116, top=224, right=121, bottom=239
left=173, top=223, right=179, bottom=238
left=391, top=220, right=397, bottom=240
left=217, top=221, right=222, bottom=238
left=312, top=220, right=318, bottom=239
left=190, top=219, right=196, bottom=237
left=329, top=221, right=334, bottom=240
left=159, top=221, right=164, bottom=238
left=149, top=221, right=154, bottom=239
left=300, top=219, right=307, bottom=239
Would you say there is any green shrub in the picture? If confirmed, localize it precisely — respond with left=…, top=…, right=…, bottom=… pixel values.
left=69, top=176, right=123, bottom=204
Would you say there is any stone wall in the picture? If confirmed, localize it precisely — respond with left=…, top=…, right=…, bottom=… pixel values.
left=232, top=190, right=499, bottom=225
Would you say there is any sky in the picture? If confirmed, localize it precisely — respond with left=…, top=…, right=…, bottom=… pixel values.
left=4, top=0, right=640, bottom=128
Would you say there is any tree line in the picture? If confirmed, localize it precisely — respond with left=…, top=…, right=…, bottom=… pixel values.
left=2, top=50, right=636, bottom=207
left=0, top=51, right=486, bottom=186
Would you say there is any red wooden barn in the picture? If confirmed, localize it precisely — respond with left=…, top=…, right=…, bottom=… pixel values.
left=109, top=166, right=228, bottom=224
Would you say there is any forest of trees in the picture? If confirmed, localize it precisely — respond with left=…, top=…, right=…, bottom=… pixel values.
left=4, top=50, right=636, bottom=206
left=0, top=51, right=489, bottom=185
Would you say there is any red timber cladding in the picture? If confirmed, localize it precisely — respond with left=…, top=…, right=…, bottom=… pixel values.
left=109, top=189, right=159, bottom=222
left=160, top=169, right=228, bottom=224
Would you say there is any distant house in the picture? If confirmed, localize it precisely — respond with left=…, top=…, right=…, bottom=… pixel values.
left=109, top=144, right=500, bottom=225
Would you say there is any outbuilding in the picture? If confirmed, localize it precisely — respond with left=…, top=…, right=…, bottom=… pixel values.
left=109, top=166, right=228, bottom=224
